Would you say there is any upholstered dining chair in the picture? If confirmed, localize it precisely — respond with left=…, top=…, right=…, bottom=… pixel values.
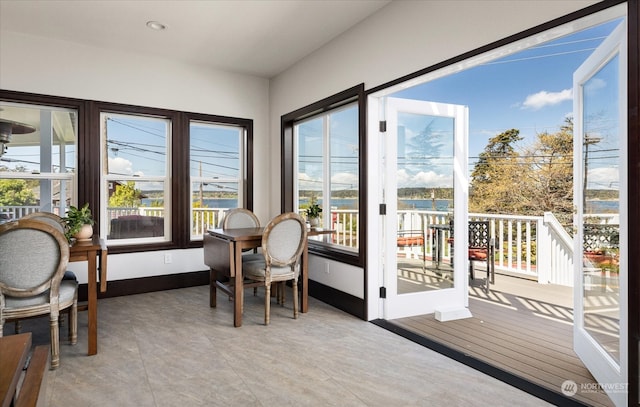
left=222, top=208, right=262, bottom=260
left=222, top=208, right=260, bottom=229
left=220, top=208, right=263, bottom=301
left=23, top=211, right=66, bottom=234
left=22, top=212, right=79, bottom=282
left=242, top=212, right=307, bottom=325
left=0, top=218, right=78, bottom=369
left=15, top=212, right=77, bottom=334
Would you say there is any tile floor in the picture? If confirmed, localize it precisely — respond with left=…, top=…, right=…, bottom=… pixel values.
left=7, top=285, right=551, bottom=406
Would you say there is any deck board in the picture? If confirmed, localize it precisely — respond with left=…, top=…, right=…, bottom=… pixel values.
left=391, top=270, right=614, bottom=407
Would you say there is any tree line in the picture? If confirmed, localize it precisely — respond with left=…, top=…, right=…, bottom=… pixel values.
left=469, top=118, right=574, bottom=228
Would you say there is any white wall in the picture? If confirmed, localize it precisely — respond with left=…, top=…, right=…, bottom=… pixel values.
left=0, top=31, right=270, bottom=281
left=268, top=0, right=597, bottom=310
left=0, top=1, right=598, bottom=286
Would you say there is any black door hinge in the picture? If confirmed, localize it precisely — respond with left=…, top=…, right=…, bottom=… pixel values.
left=380, top=286, right=386, bottom=298
left=379, top=120, right=386, bottom=132
left=379, top=203, right=386, bottom=215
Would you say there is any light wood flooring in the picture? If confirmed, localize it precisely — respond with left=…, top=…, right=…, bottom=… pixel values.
left=388, top=261, right=614, bottom=407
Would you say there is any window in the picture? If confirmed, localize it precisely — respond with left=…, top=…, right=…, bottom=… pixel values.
left=282, top=84, right=365, bottom=266
left=189, top=120, right=246, bottom=240
left=1, top=93, right=253, bottom=251
left=101, top=112, right=171, bottom=244
left=0, top=101, right=77, bottom=220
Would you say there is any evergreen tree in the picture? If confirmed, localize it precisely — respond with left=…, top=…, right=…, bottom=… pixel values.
left=469, top=129, right=524, bottom=213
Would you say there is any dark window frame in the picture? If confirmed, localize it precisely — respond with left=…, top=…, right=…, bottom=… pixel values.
left=281, top=84, right=366, bottom=267
left=183, top=111, right=254, bottom=248
left=0, top=90, right=253, bottom=254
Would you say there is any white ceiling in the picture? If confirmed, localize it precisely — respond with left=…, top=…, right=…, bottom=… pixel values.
left=0, top=0, right=391, bottom=78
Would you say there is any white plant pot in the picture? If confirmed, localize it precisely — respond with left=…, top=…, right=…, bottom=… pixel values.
left=74, top=224, right=93, bottom=241
left=309, top=217, right=319, bottom=228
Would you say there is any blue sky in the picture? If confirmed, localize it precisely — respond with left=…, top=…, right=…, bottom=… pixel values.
left=392, top=18, right=622, bottom=164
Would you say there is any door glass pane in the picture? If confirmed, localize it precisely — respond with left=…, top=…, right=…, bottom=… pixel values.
left=581, top=54, right=620, bottom=362
left=397, top=112, right=454, bottom=293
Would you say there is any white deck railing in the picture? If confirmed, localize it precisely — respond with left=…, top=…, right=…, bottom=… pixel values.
left=3, top=204, right=611, bottom=287
left=395, top=210, right=576, bottom=285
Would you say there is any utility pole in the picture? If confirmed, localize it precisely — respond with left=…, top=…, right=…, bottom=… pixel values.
left=199, top=161, right=203, bottom=207
left=583, top=134, right=601, bottom=212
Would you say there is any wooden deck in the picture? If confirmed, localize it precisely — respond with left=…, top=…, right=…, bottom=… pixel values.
left=388, top=266, right=614, bottom=407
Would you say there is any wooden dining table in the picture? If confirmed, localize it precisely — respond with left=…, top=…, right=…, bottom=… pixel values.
left=69, top=235, right=107, bottom=355
left=204, top=227, right=332, bottom=327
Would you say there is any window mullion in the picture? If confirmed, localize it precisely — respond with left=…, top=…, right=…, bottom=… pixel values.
left=323, top=115, right=331, bottom=229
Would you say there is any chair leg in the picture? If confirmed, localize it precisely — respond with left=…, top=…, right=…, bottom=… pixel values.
left=70, top=294, right=78, bottom=345
left=485, top=263, right=490, bottom=294
left=293, top=278, right=299, bottom=320
left=264, top=283, right=271, bottom=325
left=490, top=251, right=496, bottom=284
left=278, top=281, right=287, bottom=305
left=50, top=314, right=60, bottom=369
left=15, top=320, right=21, bottom=334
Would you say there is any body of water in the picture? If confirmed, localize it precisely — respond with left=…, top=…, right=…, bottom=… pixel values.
left=586, top=200, right=619, bottom=213
left=143, top=198, right=618, bottom=213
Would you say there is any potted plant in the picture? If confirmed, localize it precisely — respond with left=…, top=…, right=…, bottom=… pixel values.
left=62, top=203, right=95, bottom=241
left=305, top=202, right=322, bottom=228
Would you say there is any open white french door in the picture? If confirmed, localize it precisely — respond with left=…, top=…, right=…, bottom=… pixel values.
left=573, top=21, right=627, bottom=406
left=380, top=97, right=469, bottom=320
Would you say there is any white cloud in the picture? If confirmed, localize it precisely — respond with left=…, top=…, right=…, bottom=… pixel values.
left=331, top=172, right=358, bottom=189
left=297, top=172, right=321, bottom=191
left=397, top=169, right=452, bottom=188
left=522, top=88, right=572, bottom=110
left=108, top=157, right=144, bottom=177
left=585, top=77, right=607, bottom=92
left=587, top=166, right=619, bottom=189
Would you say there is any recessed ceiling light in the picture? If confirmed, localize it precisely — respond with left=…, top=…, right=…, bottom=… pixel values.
left=146, top=21, right=167, bottom=31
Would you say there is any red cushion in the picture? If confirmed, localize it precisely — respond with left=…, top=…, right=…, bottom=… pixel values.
left=468, top=248, right=487, bottom=260
left=397, top=236, right=424, bottom=247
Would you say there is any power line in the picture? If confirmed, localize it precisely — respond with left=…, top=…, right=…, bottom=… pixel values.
left=483, top=48, right=596, bottom=66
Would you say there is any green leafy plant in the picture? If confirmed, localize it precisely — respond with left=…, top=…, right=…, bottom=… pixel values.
left=305, top=203, right=322, bottom=219
left=62, top=203, right=94, bottom=239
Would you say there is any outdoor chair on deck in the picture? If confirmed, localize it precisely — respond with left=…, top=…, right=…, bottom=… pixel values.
left=0, top=219, right=78, bottom=369
left=242, top=212, right=307, bottom=325
left=468, top=220, right=495, bottom=293
left=397, top=230, right=426, bottom=271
